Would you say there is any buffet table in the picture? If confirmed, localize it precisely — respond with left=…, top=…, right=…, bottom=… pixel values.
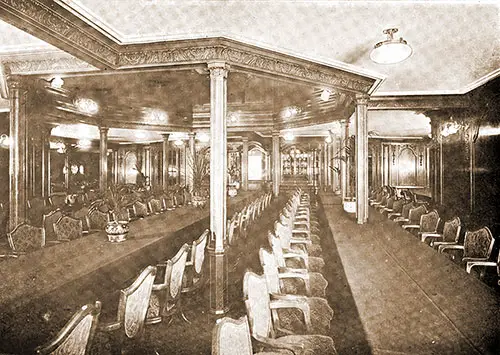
left=0, top=191, right=258, bottom=353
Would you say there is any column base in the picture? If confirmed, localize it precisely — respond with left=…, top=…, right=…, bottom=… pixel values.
left=207, top=244, right=229, bottom=316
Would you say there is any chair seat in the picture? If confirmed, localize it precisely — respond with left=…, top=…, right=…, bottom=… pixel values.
left=291, top=242, right=322, bottom=257
left=285, top=256, right=325, bottom=273
left=281, top=272, right=328, bottom=298
left=275, top=297, right=333, bottom=336
left=273, top=334, right=336, bottom=355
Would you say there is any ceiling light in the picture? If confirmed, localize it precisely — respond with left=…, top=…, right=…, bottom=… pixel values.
left=74, top=98, right=99, bottom=115
left=320, top=90, right=331, bottom=102
left=144, top=108, right=168, bottom=122
left=50, top=76, right=64, bottom=89
left=283, top=132, right=295, bottom=141
left=370, top=28, right=412, bottom=64
left=135, top=131, right=147, bottom=139
left=77, top=139, right=92, bottom=149
left=197, top=132, right=210, bottom=143
left=0, top=134, right=10, bottom=149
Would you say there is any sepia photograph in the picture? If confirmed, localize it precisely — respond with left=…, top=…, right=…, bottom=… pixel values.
left=0, top=0, right=498, bottom=354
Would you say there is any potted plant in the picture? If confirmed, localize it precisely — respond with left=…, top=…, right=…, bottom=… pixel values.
left=103, top=185, right=134, bottom=242
left=187, top=147, right=210, bottom=208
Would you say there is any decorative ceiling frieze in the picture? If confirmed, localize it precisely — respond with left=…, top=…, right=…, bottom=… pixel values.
left=0, top=0, right=376, bottom=95
left=0, top=0, right=119, bottom=68
left=368, top=95, right=470, bottom=110
left=4, top=56, right=97, bottom=75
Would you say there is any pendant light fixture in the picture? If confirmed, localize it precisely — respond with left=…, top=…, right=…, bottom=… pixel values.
left=370, top=28, right=412, bottom=64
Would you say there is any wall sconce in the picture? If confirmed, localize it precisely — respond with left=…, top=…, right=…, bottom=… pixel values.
left=70, top=164, right=79, bottom=175
left=77, top=139, right=92, bottom=149
left=74, top=97, right=99, bottom=115
left=174, top=139, right=184, bottom=147
left=325, top=135, right=332, bottom=144
left=197, top=132, right=210, bottom=143
left=283, top=132, right=295, bottom=141
left=50, top=76, right=64, bottom=89
left=0, top=134, right=10, bottom=149
left=320, top=89, right=331, bottom=102
left=441, top=118, right=461, bottom=137
left=419, top=152, right=423, bottom=166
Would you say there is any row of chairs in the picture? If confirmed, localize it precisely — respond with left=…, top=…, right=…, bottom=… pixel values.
left=370, top=185, right=499, bottom=285
left=28, top=192, right=274, bottom=354
left=213, top=188, right=338, bottom=355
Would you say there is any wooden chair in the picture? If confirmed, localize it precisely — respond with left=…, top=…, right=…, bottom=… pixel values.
left=53, top=215, right=84, bottom=241
left=259, top=248, right=333, bottom=335
left=73, top=206, right=90, bottom=235
left=243, top=272, right=337, bottom=355
left=146, top=243, right=189, bottom=325
left=423, top=216, right=461, bottom=246
left=87, top=209, right=109, bottom=232
left=35, top=301, right=101, bottom=355
left=99, top=266, right=157, bottom=352
left=392, top=201, right=416, bottom=223
left=415, top=210, right=440, bottom=239
left=226, top=213, right=239, bottom=246
left=7, top=223, right=45, bottom=253
left=28, top=197, right=47, bottom=211
left=440, top=227, right=495, bottom=265
left=387, top=199, right=404, bottom=219
left=182, top=229, right=209, bottom=293
left=42, top=209, right=64, bottom=243
left=148, top=198, right=163, bottom=215
left=402, top=205, right=428, bottom=230
left=49, top=194, right=67, bottom=209
left=212, top=316, right=284, bottom=355
left=466, top=250, right=500, bottom=284
left=132, top=201, right=149, bottom=219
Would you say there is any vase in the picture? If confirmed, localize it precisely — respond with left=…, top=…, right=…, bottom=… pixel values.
left=192, top=196, right=207, bottom=208
left=228, top=187, right=238, bottom=197
left=105, top=221, right=130, bottom=243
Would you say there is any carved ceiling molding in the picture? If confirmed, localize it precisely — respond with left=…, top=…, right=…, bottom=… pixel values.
left=0, top=0, right=118, bottom=68
left=368, top=95, right=470, bottom=110
left=4, top=56, right=97, bottom=75
left=118, top=42, right=374, bottom=94
left=0, top=1, right=375, bottom=94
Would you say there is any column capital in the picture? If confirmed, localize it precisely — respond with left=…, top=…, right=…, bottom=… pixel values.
left=188, top=132, right=196, bottom=138
left=355, top=93, right=370, bottom=105
left=99, top=126, right=109, bottom=134
left=208, top=61, right=230, bottom=78
left=162, top=133, right=170, bottom=141
left=144, top=145, right=151, bottom=151
left=272, top=130, right=280, bottom=138
left=242, top=136, right=249, bottom=142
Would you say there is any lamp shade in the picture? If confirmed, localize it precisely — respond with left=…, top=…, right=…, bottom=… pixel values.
left=370, top=28, right=412, bottom=64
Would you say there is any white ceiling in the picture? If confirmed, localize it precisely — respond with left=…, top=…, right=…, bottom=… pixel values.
left=54, top=0, right=500, bottom=95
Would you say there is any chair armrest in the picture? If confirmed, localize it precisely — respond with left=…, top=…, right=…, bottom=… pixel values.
left=290, top=238, right=312, bottom=246
left=278, top=266, right=308, bottom=275
left=402, top=224, right=420, bottom=230
left=420, top=233, right=442, bottom=243
left=271, top=293, right=308, bottom=303
left=270, top=298, right=311, bottom=332
left=185, top=260, right=194, bottom=267
left=252, top=334, right=303, bottom=355
left=439, top=245, right=464, bottom=254
left=99, top=321, right=122, bottom=332
left=466, top=261, right=497, bottom=274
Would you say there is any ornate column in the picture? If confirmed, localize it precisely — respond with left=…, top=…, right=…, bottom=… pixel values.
left=355, top=94, right=369, bottom=224
left=9, top=80, right=27, bottom=230
left=324, top=141, right=330, bottom=189
left=207, top=61, right=229, bottom=315
left=429, top=117, right=442, bottom=205
left=41, top=125, right=51, bottom=197
left=187, top=133, right=196, bottom=193
left=340, top=119, right=348, bottom=201
left=112, top=150, right=119, bottom=185
left=242, top=136, right=249, bottom=191
left=272, top=131, right=280, bottom=197
left=317, top=146, right=323, bottom=188
left=162, top=133, right=170, bottom=191
left=99, top=127, right=108, bottom=192
left=332, top=135, right=339, bottom=192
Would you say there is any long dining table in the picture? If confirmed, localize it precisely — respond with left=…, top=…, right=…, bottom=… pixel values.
left=0, top=191, right=259, bottom=353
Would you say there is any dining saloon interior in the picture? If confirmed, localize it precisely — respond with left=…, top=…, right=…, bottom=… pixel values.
left=0, top=1, right=498, bottom=354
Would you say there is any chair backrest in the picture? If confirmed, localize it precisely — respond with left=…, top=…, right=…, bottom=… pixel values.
left=420, top=210, right=440, bottom=233
left=243, top=271, right=273, bottom=339
left=212, top=316, right=253, bottom=355
left=73, top=206, right=90, bottom=232
left=148, top=198, right=162, bottom=214
left=87, top=209, right=108, bottom=231
left=53, top=215, right=83, bottom=241
left=35, top=301, right=101, bottom=355
left=117, top=265, right=157, bottom=339
left=8, top=223, right=45, bottom=252
left=227, top=214, right=238, bottom=246
left=259, top=248, right=280, bottom=294
left=43, top=209, right=64, bottom=242
left=392, top=199, right=404, bottom=214
left=463, top=227, right=495, bottom=259
left=401, top=202, right=415, bottom=218
left=133, top=201, right=149, bottom=218
left=49, top=194, right=67, bottom=209
left=407, top=205, right=427, bottom=224
left=442, top=217, right=462, bottom=243
left=268, top=231, right=286, bottom=268
left=164, top=243, right=189, bottom=313
left=28, top=197, right=46, bottom=210
left=193, top=229, right=209, bottom=275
